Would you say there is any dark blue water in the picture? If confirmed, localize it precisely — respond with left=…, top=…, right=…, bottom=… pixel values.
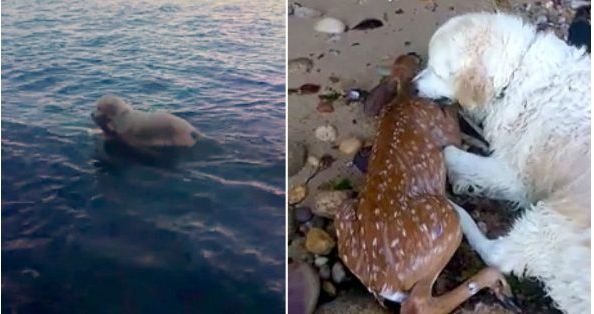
left=2, top=1, right=285, bottom=313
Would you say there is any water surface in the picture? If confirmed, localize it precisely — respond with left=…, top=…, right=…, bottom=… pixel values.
left=2, top=1, right=285, bottom=313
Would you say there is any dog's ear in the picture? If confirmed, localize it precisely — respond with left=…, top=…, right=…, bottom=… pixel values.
left=454, top=63, right=493, bottom=110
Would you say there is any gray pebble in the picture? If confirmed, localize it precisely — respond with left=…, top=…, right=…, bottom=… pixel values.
left=295, top=207, right=313, bottom=223
left=314, top=257, right=329, bottom=267
left=319, top=264, right=331, bottom=280
left=331, top=261, right=346, bottom=284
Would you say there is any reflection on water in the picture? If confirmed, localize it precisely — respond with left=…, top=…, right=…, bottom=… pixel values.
left=2, top=0, right=285, bottom=313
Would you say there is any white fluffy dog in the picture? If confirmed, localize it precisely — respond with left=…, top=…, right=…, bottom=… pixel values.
left=415, top=13, right=590, bottom=314
left=92, top=95, right=200, bottom=148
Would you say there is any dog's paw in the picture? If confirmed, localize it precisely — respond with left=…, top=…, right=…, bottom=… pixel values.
left=444, top=146, right=485, bottom=196
left=451, top=178, right=484, bottom=196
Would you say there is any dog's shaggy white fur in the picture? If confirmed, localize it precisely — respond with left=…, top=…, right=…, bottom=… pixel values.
left=416, top=13, right=590, bottom=314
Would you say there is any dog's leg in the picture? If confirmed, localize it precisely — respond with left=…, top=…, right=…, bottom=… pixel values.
left=449, top=201, right=502, bottom=266
left=444, top=146, right=525, bottom=204
left=449, top=200, right=557, bottom=278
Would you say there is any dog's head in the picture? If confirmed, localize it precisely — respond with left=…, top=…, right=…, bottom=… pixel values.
left=415, top=13, right=536, bottom=113
left=92, top=95, right=133, bottom=133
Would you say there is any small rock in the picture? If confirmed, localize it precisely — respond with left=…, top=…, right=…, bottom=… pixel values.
left=319, top=154, right=336, bottom=169
left=308, top=215, right=326, bottom=229
left=289, top=142, right=307, bottom=177
left=319, top=264, right=331, bottom=280
left=327, top=34, right=342, bottom=43
left=305, top=228, right=335, bottom=255
left=293, top=4, right=323, bottom=18
left=289, top=185, right=308, bottom=205
left=289, top=261, right=320, bottom=314
left=325, top=221, right=337, bottom=239
left=299, top=224, right=310, bottom=234
left=322, top=281, right=337, bottom=297
left=317, top=101, right=334, bottom=113
left=314, top=256, right=329, bottom=267
left=346, top=89, right=368, bottom=102
left=295, top=207, right=314, bottom=223
left=315, top=291, right=390, bottom=314
left=289, top=237, right=313, bottom=263
left=315, top=125, right=338, bottom=142
left=289, top=57, right=314, bottom=73
left=307, top=155, right=321, bottom=168
left=314, top=17, right=347, bottom=34
left=329, top=49, right=340, bottom=56
left=331, top=262, right=346, bottom=284
left=353, top=146, right=372, bottom=173
left=313, top=190, right=349, bottom=218
left=339, top=137, right=362, bottom=155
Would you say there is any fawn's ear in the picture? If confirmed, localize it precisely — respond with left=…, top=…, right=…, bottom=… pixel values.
left=363, top=78, right=399, bottom=116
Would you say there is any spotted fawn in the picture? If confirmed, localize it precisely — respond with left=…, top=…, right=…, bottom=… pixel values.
left=335, top=54, right=519, bottom=314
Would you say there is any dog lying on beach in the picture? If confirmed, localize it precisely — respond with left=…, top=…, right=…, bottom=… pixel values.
left=92, top=95, right=200, bottom=148
left=415, top=12, right=590, bottom=314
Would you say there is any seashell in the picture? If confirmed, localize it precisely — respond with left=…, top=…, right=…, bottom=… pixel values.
left=352, top=18, right=384, bottom=31
left=315, top=125, right=337, bottom=142
left=288, top=57, right=314, bottom=73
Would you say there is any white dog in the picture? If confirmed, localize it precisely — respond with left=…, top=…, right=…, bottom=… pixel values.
left=415, top=13, right=590, bottom=314
left=92, top=95, right=200, bottom=148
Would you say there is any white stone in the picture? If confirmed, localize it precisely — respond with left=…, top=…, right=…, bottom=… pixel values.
left=339, top=137, right=362, bottom=155
left=307, top=155, right=320, bottom=167
left=314, top=256, right=329, bottom=267
left=314, top=17, right=346, bottom=34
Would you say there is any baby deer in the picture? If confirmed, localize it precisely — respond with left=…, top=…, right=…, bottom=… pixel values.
left=335, top=54, right=519, bottom=314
